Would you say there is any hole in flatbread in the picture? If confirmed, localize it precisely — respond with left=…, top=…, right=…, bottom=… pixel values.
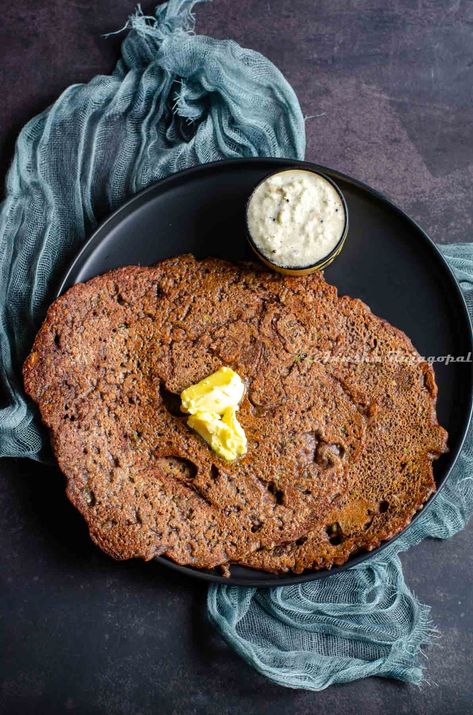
left=251, top=519, right=264, bottom=533
left=267, top=481, right=284, bottom=505
left=325, top=522, right=343, bottom=545
left=53, top=333, right=61, bottom=348
left=159, top=383, right=183, bottom=417
left=295, top=536, right=307, bottom=546
left=378, top=500, right=389, bottom=513
left=84, top=488, right=96, bottom=507
left=156, top=456, right=197, bottom=481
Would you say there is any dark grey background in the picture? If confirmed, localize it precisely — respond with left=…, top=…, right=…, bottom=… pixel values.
left=1, top=1, right=472, bottom=713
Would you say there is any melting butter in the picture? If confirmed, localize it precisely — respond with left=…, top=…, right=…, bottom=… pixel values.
left=187, top=408, right=247, bottom=462
left=180, top=367, right=247, bottom=461
left=180, top=366, right=244, bottom=415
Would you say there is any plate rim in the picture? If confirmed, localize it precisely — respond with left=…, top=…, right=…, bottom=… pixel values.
left=56, top=157, right=473, bottom=587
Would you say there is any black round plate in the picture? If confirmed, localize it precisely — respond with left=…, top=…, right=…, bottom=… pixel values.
left=59, top=158, right=473, bottom=587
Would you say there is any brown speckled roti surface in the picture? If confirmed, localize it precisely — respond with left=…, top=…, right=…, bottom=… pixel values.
left=242, top=297, right=448, bottom=572
left=23, top=255, right=447, bottom=572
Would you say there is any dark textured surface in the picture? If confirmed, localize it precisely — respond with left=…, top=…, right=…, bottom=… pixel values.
left=0, top=1, right=472, bottom=713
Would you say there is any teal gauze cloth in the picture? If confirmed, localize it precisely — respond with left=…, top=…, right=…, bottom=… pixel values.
left=0, top=0, right=472, bottom=691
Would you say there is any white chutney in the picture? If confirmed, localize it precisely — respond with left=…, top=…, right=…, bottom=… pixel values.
left=247, top=169, right=346, bottom=268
